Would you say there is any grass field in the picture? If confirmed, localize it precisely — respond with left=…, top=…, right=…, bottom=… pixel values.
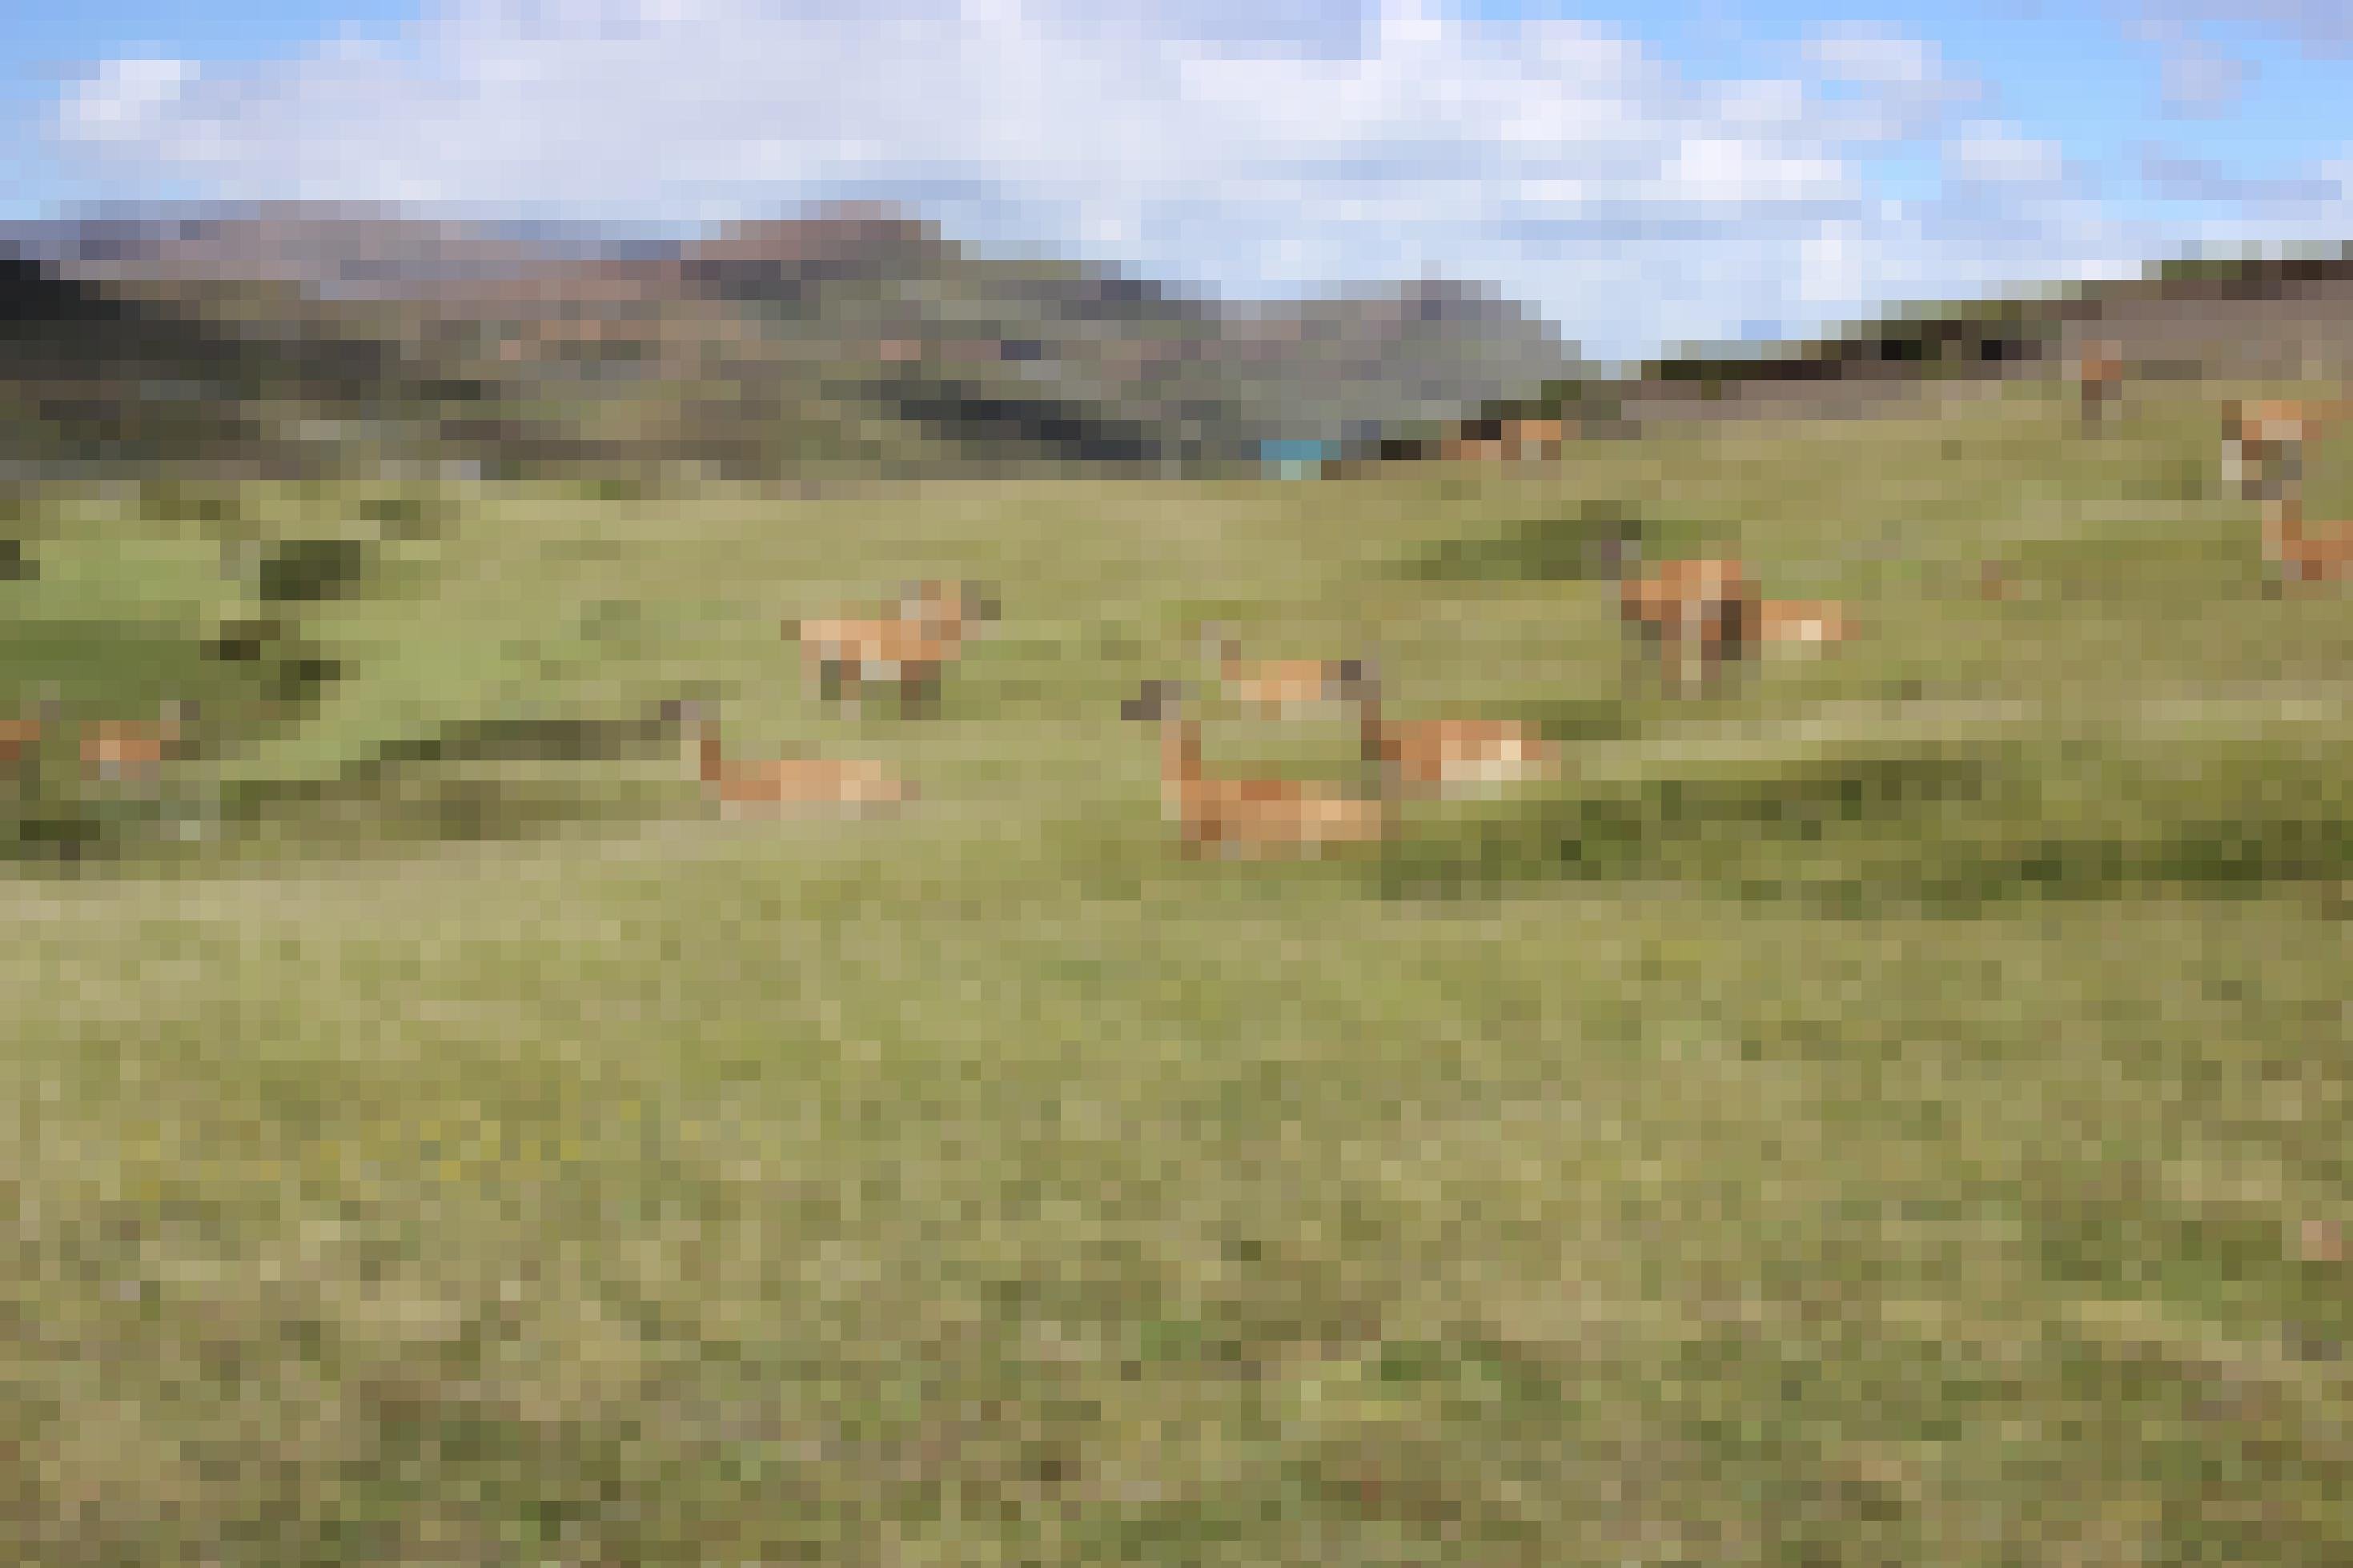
left=4, top=375, right=2351, bottom=1564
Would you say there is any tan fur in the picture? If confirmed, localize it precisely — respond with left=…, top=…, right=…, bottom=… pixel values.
left=1620, top=557, right=1761, bottom=693
left=80, top=701, right=194, bottom=787
left=788, top=579, right=998, bottom=710
left=0, top=714, right=46, bottom=771
left=2259, top=499, right=2353, bottom=590
left=1356, top=682, right=1560, bottom=800
left=2221, top=398, right=2353, bottom=501
left=1502, top=419, right=1566, bottom=459
left=1204, top=628, right=1367, bottom=717
left=2074, top=340, right=2124, bottom=429
left=1755, top=598, right=1857, bottom=656
left=673, top=704, right=910, bottom=816
left=1125, top=681, right=1387, bottom=859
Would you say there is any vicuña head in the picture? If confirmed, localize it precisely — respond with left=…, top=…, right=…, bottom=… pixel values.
left=900, top=578, right=1002, bottom=634
left=1119, top=677, right=1191, bottom=724
left=0, top=687, right=62, bottom=772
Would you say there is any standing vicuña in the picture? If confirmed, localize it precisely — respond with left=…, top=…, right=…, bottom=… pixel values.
left=2074, top=339, right=2124, bottom=431
left=1620, top=557, right=1760, bottom=694
left=786, top=579, right=1000, bottom=714
left=2221, top=398, right=2353, bottom=502
left=2257, top=499, right=2353, bottom=592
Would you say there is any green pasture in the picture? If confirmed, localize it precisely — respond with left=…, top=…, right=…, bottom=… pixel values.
left=2, top=375, right=2349, bottom=1563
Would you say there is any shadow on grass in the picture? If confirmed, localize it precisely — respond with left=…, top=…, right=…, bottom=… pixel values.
left=1394, top=499, right=1692, bottom=585
left=1495, top=695, right=1639, bottom=744
left=5, top=703, right=691, bottom=872
left=4, top=778, right=671, bottom=876
left=211, top=769, right=679, bottom=860
left=251, top=536, right=376, bottom=604
left=1371, top=752, right=2353, bottom=914
left=102, top=700, right=701, bottom=865
left=358, top=705, right=687, bottom=772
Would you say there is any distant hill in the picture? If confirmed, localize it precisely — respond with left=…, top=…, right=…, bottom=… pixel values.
left=0, top=251, right=491, bottom=476
left=20, top=205, right=2343, bottom=482
left=0, top=204, right=1584, bottom=479
left=1425, top=247, right=2353, bottom=451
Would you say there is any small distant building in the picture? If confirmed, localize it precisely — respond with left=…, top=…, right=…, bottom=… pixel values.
left=1261, top=438, right=1338, bottom=479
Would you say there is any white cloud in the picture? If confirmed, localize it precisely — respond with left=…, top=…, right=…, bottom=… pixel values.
left=2122, top=16, right=2255, bottom=118
left=2126, top=2, right=2353, bottom=55
left=2138, top=143, right=2345, bottom=207
left=2160, top=32, right=2252, bottom=115
left=1945, top=121, right=2066, bottom=187
left=58, top=55, right=198, bottom=145
left=38, top=2, right=2155, bottom=360
left=1803, top=22, right=1938, bottom=88
left=1798, top=22, right=1982, bottom=150
left=2129, top=144, right=2353, bottom=265
left=1797, top=218, right=1869, bottom=307
left=1662, top=138, right=1854, bottom=207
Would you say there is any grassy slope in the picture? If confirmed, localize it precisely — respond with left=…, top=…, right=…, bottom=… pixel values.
left=3, top=375, right=2351, bottom=1564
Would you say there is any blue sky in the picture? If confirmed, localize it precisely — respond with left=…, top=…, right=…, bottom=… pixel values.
left=6, top=1, right=2349, bottom=360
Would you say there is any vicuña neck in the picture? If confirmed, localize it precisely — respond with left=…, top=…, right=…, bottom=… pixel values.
left=1160, top=716, right=1200, bottom=782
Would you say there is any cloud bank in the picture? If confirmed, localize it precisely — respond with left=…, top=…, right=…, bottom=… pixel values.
left=40, top=0, right=2279, bottom=359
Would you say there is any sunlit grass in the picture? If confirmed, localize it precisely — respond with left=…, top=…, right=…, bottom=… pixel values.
left=3, top=376, right=2350, bottom=1563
